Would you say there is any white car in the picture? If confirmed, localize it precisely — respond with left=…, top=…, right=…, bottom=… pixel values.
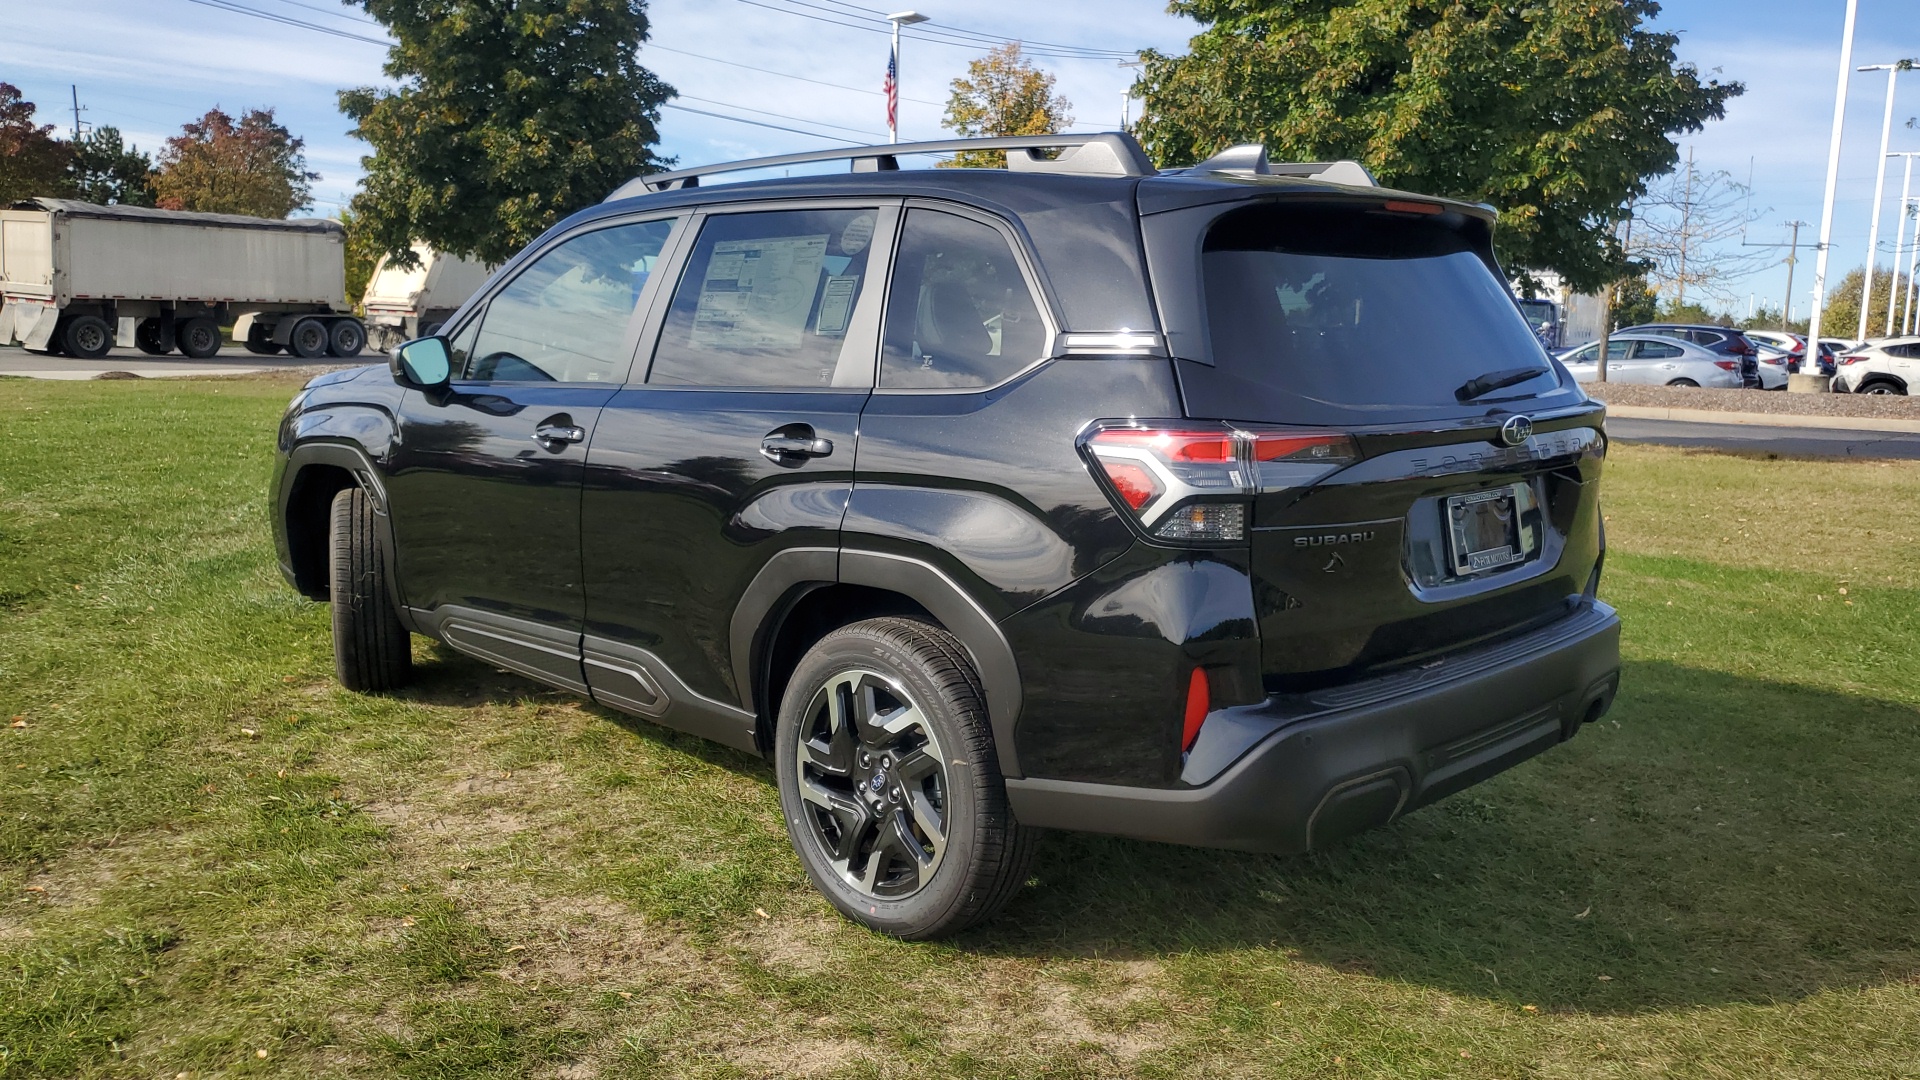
left=1832, top=335, right=1920, bottom=395
left=1747, top=341, right=1792, bottom=389
left=1558, top=333, right=1744, bottom=388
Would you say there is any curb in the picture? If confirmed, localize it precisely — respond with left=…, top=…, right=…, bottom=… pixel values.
left=1603, top=404, right=1920, bottom=435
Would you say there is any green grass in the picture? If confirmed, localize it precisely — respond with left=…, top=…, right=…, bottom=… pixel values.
left=3, top=375, right=1919, bottom=1078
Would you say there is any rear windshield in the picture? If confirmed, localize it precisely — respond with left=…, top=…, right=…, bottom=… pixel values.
left=1197, top=204, right=1561, bottom=419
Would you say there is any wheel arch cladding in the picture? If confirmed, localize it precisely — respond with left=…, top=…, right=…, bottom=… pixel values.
left=279, top=441, right=396, bottom=604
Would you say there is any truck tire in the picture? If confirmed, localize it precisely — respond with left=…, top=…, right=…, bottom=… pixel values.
left=177, top=317, right=221, bottom=359
left=245, top=321, right=282, bottom=355
left=134, top=319, right=171, bottom=355
left=328, top=486, right=412, bottom=692
left=60, top=315, right=114, bottom=359
left=289, top=318, right=330, bottom=359
left=775, top=617, right=1034, bottom=940
left=327, top=318, right=367, bottom=358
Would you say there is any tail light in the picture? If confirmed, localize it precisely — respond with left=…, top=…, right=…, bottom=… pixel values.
left=1712, top=360, right=1738, bottom=372
left=1840, top=353, right=1867, bottom=365
left=1083, top=421, right=1359, bottom=543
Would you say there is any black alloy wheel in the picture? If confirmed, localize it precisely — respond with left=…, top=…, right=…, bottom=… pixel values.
left=289, top=318, right=330, bottom=359
left=60, top=315, right=113, bottom=359
left=327, top=319, right=366, bottom=358
left=776, top=618, right=1033, bottom=939
left=177, top=317, right=222, bottom=359
left=134, top=319, right=170, bottom=355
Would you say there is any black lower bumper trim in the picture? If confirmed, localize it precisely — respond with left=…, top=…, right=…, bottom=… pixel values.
left=1005, top=600, right=1621, bottom=853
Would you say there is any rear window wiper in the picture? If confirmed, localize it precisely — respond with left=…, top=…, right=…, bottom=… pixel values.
left=1455, top=366, right=1547, bottom=402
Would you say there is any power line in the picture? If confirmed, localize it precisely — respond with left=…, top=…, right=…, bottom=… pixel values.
left=676, top=94, right=887, bottom=139
left=661, top=102, right=859, bottom=144
left=645, top=42, right=943, bottom=106
left=732, top=0, right=1140, bottom=61
left=180, top=0, right=392, bottom=45
left=256, top=0, right=384, bottom=26
left=778, top=0, right=1138, bottom=58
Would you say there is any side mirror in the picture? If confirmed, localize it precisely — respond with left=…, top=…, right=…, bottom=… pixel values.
left=391, top=336, right=453, bottom=390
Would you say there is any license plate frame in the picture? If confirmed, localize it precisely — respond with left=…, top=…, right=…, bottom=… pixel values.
left=1445, top=484, right=1526, bottom=576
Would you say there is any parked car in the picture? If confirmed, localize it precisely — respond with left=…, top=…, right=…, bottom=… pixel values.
left=1558, top=333, right=1744, bottom=388
left=270, top=133, right=1620, bottom=939
left=1616, top=323, right=1761, bottom=387
left=1748, top=341, right=1791, bottom=389
left=1747, top=331, right=1837, bottom=377
left=1832, top=335, right=1920, bottom=394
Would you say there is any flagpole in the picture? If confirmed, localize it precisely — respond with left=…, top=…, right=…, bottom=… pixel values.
left=886, top=11, right=928, bottom=145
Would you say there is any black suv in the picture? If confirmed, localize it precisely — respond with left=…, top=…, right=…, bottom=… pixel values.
left=1617, top=323, right=1761, bottom=387
left=272, top=134, right=1620, bottom=938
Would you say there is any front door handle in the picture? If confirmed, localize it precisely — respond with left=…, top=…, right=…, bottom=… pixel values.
left=532, top=424, right=586, bottom=447
left=761, top=429, right=833, bottom=462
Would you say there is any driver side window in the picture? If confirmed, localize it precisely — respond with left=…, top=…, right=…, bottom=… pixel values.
left=463, top=219, right=676, bottom=383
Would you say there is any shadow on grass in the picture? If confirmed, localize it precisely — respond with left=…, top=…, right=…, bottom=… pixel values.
left=394, top=648, right=1920, bottom=1015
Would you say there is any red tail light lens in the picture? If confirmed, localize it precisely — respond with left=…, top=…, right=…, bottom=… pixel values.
left=1712, top=360, right=1738, bottom=372
left=1083, top=422, right=1358, bottom=543
left=1182, top=666, right=1210, bottom=752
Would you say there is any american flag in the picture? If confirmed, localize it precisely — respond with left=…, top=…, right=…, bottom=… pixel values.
left=884, top=45, right=898, bottom=136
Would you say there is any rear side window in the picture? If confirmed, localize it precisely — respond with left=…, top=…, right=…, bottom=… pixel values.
left=1199, top=204, right=1557, bottom=416
left=1635, top=340, right=1684, bottom=359
left=649, top=208, right=881, bottom=388
left=880, top=209, right=1047, bottom=389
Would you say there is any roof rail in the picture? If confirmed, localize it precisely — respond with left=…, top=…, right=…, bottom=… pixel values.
left=1186, top=144, right=1377, bottom=187
left=605, top=132, right=1155, bottom=201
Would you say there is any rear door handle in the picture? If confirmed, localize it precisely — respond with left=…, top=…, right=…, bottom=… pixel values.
left=533, top=424, right=586, bottom=446
left=761, top=431, right=833, bottom=462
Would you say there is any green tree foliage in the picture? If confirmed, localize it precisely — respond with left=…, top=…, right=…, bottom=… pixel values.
left=69, top=126, right=155, bottom=206
left=338, top=207, right=382, bottom=308
left=941, top=43, right=1073, bottom=169
left=1610, top=275, right=1659, bottom=329
left=341, top=0, right=674, bottom=268
left=1818, top=267, right=1915, bottom=339
left=152, top=107, right=317, bottom=218
left=1654, top=299, right=1727, bottom=326
left=1133, top=0, right=1740, bottom=291
left=0, top=83, right=71, bottom=205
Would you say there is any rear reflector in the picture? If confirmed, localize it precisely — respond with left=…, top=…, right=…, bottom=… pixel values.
left=1182, top=667, right=1210, bottom=752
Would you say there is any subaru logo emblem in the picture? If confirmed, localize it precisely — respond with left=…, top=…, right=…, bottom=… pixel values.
left=1499, top=415, right=1533, bottom=447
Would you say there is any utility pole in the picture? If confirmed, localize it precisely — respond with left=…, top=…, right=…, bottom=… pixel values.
left=69, top=84, right=86, bottom=142
left=1118, top=59, right=1144, bottom=130
left=1742, top=220, right=1810, bottom=330
left=1887, top=154, right=1919, bottom=336
left=1856, top=62, right=1914, bottom=340
left=1798, top=0, right=1860, bottom=394
left=885, top=11, right=929, bottom=144
left=1905, top=200, right=1920, bottom=334
left=1676, top=146, right=1694, bottom=308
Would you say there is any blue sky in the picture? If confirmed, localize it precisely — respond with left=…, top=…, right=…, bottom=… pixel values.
left=3, top=0, right=1916, bottom=319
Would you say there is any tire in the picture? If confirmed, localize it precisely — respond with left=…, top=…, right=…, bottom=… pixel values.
left=1860, top=379, right=1906, bottom=396
left=775, top=617, right=1033, bottom=940
left=1666, top=378, right=1700, bottom=387
left=327, top=318, right=367, bottom=358
left=177, top=317, right=221, bottom=359
left=244, top=321, right=282, bottom=355
left=134, top=319, right=170, bottom=356
left=60, top=315, right=113, bottom=359
left=289, top=317, right=330, bottom=359
left=328, top=487, right=412, bottom=692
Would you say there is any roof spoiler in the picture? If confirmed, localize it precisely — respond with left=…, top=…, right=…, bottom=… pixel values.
left=605, top=132, right=1157, bottom=201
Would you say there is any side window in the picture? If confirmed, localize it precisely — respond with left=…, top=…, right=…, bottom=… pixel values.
left=649, top=208, right=882, bottom=388
left=1604, top=340, right=1630, bottom=362
left=464, top=219, right=675, bottom=383
left=880, top=208, right=1047, bottom=390
left=1565, top=343, right=1597, bottom=363
left=1690, top=330, right=1725, bottom=348
left=1635, top=340, right=1683, bottom=359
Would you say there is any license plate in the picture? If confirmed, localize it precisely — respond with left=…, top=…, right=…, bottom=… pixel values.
left=1446, top=486, right=1524, bottom=575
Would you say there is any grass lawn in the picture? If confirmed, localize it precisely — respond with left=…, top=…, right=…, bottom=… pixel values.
left=3, top=374, right=1919, bottom=1079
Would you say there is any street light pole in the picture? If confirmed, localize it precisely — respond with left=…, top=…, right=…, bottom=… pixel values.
left=1887, top=154, right=1918, bottom=336
left=1797, top=0, right=1860, bottom=393
left=1857, top=63, right=1913, bottom=340
left=885, top=11, right=929, bottom=145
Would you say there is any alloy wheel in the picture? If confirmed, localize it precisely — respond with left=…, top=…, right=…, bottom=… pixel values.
left=793, top=669, right=948, bottom=899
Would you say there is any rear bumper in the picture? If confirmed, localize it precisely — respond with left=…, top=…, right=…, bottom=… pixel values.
left=1005, top=599, right=1621, bottom=853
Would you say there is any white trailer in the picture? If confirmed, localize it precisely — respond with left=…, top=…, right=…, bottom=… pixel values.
left=361, top=244, right=492, bottom=352
left=0, top=198, right=365, bottom=360
left=1511, top=270, right=1607, bottom=350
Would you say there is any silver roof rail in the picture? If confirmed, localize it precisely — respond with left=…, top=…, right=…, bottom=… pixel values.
left=1187, top=143, right=1377, bottom=187
left=605, top=132, right=1155, bottom=201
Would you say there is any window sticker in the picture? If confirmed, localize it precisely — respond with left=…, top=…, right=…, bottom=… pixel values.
left=815, top=275, right=859, bottom=336
left=840, top=213, right=875, bottom=255
left=689, top=234, right=828, bottom=348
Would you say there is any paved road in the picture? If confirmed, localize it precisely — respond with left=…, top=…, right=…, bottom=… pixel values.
left=0, top=344, right=346, bottom=380
left=1608, top=417, right=1920, bottom=459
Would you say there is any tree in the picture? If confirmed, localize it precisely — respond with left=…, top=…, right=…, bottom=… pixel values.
left=941, top=43, right=1073, bottom=169
left=1818, top=267, right=1914, bottom=339
left=152, top=107, right=317, bottom=217
left=341, top=0, right=674, bottom=268
left=0, top=83, right=71, bottom=205
left=1133, top=0, right=1740, bottom=291
left=1626, top=158, right=1767, bottom=308
left=339, top=207, right=382, bottom=308
left=69, top=126, right=155, bottom=206
left=1611, top=275, right=1659, bottom=329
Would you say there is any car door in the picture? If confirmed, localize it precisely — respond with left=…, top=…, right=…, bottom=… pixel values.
left=579, top=201, right=898, bottom=746
left=1630, top=338, right=1684, bottom=382
left=385, top=215, right=683, bottom=691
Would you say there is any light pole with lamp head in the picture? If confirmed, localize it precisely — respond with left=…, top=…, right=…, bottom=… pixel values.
left=1857, top=61, right=1916, bottom=341
left=886, top=11, right=929, bottom=144
left=1796, top=0, right=1860, bottom=393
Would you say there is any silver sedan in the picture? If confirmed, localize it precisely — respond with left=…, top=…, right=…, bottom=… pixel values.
left=1556, top=333, right=1744, bottom=388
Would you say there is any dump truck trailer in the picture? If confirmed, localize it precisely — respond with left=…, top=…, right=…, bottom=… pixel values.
left=360, top=244, right=492, bottom=353
left=0, top=198, right=365, bottom=360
